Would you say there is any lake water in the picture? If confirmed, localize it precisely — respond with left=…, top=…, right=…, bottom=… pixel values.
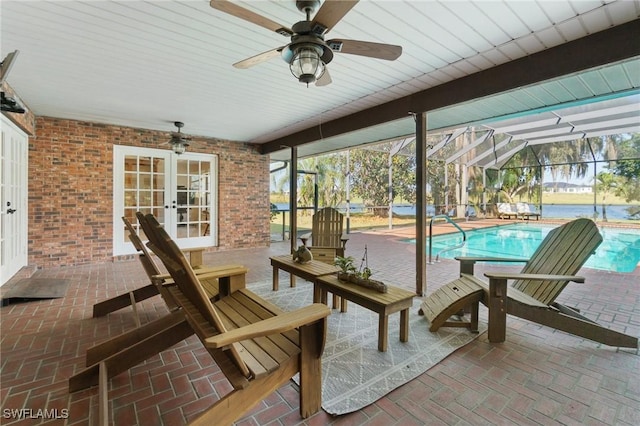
left=392, top=204, right=635, bottom=220
left=276, top=203, right=638, bottom=221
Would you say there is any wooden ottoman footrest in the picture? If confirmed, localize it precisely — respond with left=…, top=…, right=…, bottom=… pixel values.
left=419, top=275, right=484, bottom=332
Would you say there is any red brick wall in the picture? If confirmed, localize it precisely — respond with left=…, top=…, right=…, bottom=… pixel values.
left=29, top=117, right=270, bottom=268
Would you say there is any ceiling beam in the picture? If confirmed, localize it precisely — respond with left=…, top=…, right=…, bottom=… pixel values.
left=259, top=19, right=640, bottom=155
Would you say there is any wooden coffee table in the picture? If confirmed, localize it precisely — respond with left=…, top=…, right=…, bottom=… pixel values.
left=270, top=255, right=340, bottom=291
left=314, top=275, right=415, bottom=352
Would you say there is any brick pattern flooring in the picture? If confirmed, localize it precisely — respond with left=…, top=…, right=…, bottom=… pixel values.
left=1, top=225, right=639, bottom=425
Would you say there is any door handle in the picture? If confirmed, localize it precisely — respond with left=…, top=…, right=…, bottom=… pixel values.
left=7, top=208, right=16, bottom=214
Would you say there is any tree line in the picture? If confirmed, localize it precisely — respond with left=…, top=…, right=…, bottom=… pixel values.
left=270, top=133, right=640, bottom=219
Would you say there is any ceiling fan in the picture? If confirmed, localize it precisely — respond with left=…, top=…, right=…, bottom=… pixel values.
left=168, top=121, right=191, bottom=155
left=209, top=0, right=402, bottom=86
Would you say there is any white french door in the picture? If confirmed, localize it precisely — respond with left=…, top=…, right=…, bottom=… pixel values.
left=1, top=115, right=28, bottom=285
left=113, top=146, right=217, bottom=255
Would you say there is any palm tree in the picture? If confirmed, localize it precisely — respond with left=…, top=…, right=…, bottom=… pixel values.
left=595, top=171, right=621, bottom=221
left=269, top=156, right=345, bottom=211
left=536, top=138, right=594, bottom=189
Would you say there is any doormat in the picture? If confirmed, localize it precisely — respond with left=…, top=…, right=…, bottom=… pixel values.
left=1, top=278, right=70, bottom=306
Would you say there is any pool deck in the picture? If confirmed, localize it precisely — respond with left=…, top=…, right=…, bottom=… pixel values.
left=1, top=218, right=638, bottom=425
left=371, top=217, right=640, bottom=239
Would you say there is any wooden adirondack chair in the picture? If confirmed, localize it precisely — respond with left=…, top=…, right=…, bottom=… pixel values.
left=92, top=217, right=241, bottom=323
left=71, top=213, right=330, bottom=425
left=420, top=218, right=638, bottom=348
left=135, top=212, right=330, bottom=425
left=300, top=207, right=349, bottom=264
left=71, top=218, right=250, bottom=425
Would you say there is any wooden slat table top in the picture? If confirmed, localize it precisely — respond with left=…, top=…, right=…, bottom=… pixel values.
left=270, top=255, right=340, bottom=279
left=315, top=275, right=414, bottom=314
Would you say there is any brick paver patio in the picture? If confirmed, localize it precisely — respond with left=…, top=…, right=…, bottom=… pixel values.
left=1, top=222, right=638, bottom=425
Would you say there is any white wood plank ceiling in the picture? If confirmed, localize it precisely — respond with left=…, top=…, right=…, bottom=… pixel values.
left=273, top=59, right=640, bottom=161
left=1, top=1, right=639, bottom=155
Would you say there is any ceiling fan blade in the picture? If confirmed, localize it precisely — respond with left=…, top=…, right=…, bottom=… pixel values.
left=233, top=48, right=283, bottom=69
left=327, top=39, right=402, bottom=61
left=312, top=0, right=359, bottom=34
left=315, top=68, right=332, bottom=86
left=210, top=0, right=292, bottom=36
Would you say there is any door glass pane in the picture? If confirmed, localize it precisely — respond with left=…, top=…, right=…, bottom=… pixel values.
left=124, top=157, right=137, bottom=172
left=177, top=160, right=188, bottom=174
left=153, top=190, right=164, bottom=206
left=139, top=157, right=152, bottom=173
left=124, top=190, right=137, bottom=207
left=124, top=172, right=137, bottom=189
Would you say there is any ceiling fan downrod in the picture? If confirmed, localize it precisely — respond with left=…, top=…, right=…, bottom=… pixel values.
left=296, top=0, right=320, bottom=19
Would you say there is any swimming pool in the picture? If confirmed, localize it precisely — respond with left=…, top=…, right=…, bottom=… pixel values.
left=409, top=223, right=640, bottom=273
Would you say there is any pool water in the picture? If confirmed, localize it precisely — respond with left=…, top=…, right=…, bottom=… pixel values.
left=413, top=223, right=640, bottom=273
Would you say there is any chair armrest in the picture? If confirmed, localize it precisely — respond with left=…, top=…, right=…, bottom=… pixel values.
left=299, top=232, right=311, bottom=246
left=192, top=266, right=248, bottom=281
left=455, top=256, right=529, bottom=263
left=340, top=234, right=349, bottom=247
left=204, top=303, right=331, bottom=349
left=181, top=246, right=206, bottom=254
left=484, top=273, right=585, bottom=311
left=152, top=265, right=246, bottom=281
left=456, top=256, right=529, bottom=275
left=485, top=272, right=585, bottom=283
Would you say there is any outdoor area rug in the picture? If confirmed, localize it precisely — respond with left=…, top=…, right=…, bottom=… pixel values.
left=250, top=280, right=486, bottom=415
left=1, top=278, right=70, bottom=306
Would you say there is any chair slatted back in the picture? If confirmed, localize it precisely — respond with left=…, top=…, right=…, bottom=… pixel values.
left=312, top=207, right=344, bottom=247
left=513, top=218, right=602, bottom=305
left=122, top=216, right=163, bottom=281
left=136, top=212, right=251, bottom=378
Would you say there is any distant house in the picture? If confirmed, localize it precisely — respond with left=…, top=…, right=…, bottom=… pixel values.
left=543, top=182, right=593, bottom=194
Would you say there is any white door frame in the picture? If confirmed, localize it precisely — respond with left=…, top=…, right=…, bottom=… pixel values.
left=1, top=115, right=28, bottom=285
left=113, top=145, right=217, bottom=256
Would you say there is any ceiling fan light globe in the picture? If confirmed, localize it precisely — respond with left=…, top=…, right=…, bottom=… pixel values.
left=289, top=47, right=325, bottom=85
left=172, top=142, right=186, bottom=155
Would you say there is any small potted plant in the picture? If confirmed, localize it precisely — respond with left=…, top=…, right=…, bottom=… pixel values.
left=334, top=247, right=387, bottom=293
left=334, top=256, right=356, bottom=281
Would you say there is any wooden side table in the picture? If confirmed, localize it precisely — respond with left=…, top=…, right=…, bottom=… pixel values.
left=314, top=275, right=415, bottom=352
left=270, top=255, right=340, bottom=291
